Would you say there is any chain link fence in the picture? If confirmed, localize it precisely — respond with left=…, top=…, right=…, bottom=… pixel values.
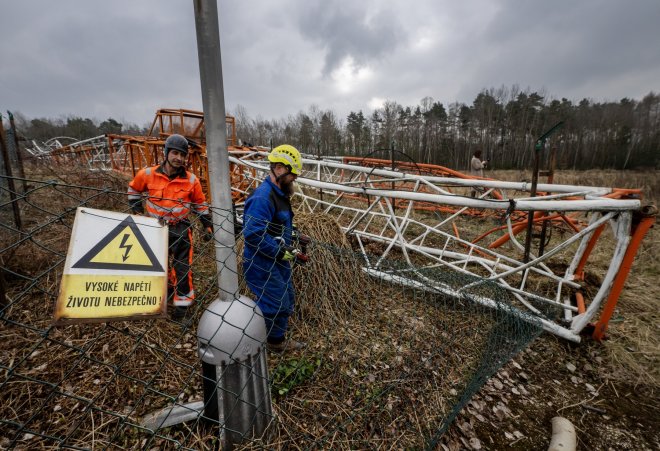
left=0, top=162, right=541, bottom=449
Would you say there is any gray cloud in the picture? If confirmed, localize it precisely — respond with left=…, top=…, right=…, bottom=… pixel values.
left=1, top=0, right=658, bottom=127
left=296, top=1, right=406, bottom=76
left=0, top=0, right=198, bottom=125
left=457, top=0, right=660, bottom=102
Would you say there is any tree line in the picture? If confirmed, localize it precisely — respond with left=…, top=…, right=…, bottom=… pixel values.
left=12, top=114, right=147, bottom=143
left=234, top=86, right=660, bottom=171
left=13, top=86, right=660, bottom=170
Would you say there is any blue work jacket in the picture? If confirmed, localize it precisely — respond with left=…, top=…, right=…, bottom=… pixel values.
left=242, top=178, right=295, bottom=322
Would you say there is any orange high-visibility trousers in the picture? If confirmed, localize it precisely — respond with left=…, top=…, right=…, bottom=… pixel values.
left=168, top=221, right=195, bottom=307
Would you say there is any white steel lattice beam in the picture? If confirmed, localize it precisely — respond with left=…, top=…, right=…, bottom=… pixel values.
left=230, top=153, right=648, bottom=342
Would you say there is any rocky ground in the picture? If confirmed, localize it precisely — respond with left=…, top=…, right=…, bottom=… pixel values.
left=441, top=336, right=659, bottom=450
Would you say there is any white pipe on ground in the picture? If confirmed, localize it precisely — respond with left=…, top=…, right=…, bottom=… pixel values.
left=548, top=416, right=577, bottom=451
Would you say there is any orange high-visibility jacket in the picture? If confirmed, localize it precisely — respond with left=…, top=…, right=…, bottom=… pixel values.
left=127, top=165, right=210, bottom=224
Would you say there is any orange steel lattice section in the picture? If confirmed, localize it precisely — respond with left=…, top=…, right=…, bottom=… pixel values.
left=105, top=109, right=246, bottom=203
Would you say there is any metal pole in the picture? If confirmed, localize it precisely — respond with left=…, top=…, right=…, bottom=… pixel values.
left=193, top=4, right=274, bottom=447
left=391, top=140, right=396, bottom=215
left=538, top=145, right=557, bottom=256
left=0, top=269, right=7, bottom=310
left=0, top=114, right=22, bottom=231
left=7, top=111, right=27, bottom=193
left=193, top=0, right=239, bottom=300
left=524, top=123, right=563, bottom=262
left=523, top=141, right=541, bottom=262
left=316, top=139, right=323, bottom=202
left=141, top=4, right=270, bottom=439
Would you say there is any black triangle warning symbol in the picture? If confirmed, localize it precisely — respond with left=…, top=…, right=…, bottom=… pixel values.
left=72, top=215, right=165, bottom=272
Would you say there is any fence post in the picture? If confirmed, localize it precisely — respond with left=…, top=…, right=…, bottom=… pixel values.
left=8, top=111, right=28, bottom=193
left=524, top=122, right=563, bottom=262
left=523, top=140, right=541, bottom=262
left=0, top=114, right=22, bottom=231
left=0, top=268, right=7, bottom=311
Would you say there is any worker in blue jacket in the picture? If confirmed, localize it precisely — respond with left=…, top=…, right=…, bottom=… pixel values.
left=243, top=145, right=309, bottom=353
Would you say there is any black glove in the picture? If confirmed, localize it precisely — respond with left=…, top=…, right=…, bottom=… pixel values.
left=202, top=226, right=214, bottom=242
left=292, top=229, right=311, bottom=253
left=129, top=200, right=144, bottom=215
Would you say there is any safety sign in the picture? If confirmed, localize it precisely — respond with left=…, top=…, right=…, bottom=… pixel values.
left=54, top=207, right=168, bottom=324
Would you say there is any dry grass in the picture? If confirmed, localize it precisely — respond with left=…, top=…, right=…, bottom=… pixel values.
left=599, top=224, right=660, bottom=386
left=229, top=211, right=522, bottom=448
left=489, top=168, right=660, bottom=205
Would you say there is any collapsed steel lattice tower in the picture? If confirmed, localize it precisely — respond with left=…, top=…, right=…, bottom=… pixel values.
left=26, top=109, right=656, bottom=342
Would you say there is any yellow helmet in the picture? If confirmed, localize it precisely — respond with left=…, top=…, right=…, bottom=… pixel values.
left=268, top=144, right=303, bottom=175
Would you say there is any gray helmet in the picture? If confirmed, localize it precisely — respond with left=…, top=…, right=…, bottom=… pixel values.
left=164, top=134, right=189, bottom=157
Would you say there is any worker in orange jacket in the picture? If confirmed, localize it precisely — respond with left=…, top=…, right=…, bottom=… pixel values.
left=127, top=134, right=213, bottom=319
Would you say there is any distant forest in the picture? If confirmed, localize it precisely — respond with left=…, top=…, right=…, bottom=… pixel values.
left=14, top=86, right=660, bottom=170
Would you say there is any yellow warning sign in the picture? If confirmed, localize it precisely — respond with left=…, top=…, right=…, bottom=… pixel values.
left=89, top=226, right=153, bottom=266
left=72, top=214, right=164, bottom=272
left=55, top=207, right=168, bottom=324
left=56, top=275, right=165, bottom=319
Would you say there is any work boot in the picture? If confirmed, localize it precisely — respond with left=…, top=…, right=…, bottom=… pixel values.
left=267, top=339, right=306, bottom=354
left=171, top=306, right=192, bottom=326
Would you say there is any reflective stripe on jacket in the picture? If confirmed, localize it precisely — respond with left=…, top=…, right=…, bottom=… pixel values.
left=128, top=165, right=209, bottom=223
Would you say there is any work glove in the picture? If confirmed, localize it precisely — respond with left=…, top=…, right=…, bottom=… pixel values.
left=202, top=226, right=214, bottom=242
left=129, top=200, right=144, bottom=216
left=280, top=246, right=309, bottom=266
left=292, top=229, right=311, bottom=253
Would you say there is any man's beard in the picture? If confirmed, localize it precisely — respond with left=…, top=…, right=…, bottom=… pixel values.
left=167, top=156, right=183, bottom=168
left=281, top=179, right=295, bottom=196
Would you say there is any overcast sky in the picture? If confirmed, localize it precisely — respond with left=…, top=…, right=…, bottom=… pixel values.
left=1, top=0, right=659, bottom=127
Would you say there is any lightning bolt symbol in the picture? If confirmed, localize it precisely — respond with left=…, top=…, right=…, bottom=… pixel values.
left=119, top=233, right=132, bottom=262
